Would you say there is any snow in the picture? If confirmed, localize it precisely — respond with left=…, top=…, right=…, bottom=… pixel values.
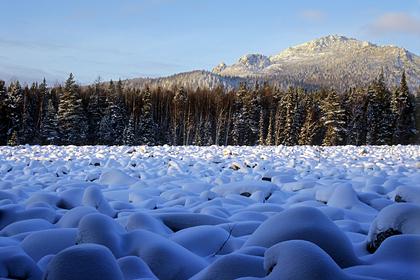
left=243, top=206, right=360, bottom=268
left=44, top=244, right=125, bottom=280
left=0, top=145, right=418, bottom=279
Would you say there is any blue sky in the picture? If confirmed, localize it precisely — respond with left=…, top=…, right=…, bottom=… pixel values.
left=1, top=0, right=420, bottom=84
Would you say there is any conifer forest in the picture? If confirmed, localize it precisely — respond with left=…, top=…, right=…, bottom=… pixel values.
left=0, top=71, right=417, bottom=146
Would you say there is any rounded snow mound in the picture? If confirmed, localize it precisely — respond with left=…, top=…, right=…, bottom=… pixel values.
left=366, top=203, right=420, bottom=252
left=44, top=244, right=124, bottom=280
left=191, top=253, right=265, bottom=280
left=262, top=240, right=349, bottom=280
left=244, top=206, right=359, bottom=268
left=0, top=246, right=42, bottom=280
left=211, top=181, right=277, bottom=198
left=98, top=169, right=138, bottom=187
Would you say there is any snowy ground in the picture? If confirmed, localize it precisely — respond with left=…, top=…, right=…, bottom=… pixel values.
left=0, top=145, right=419, bottom=280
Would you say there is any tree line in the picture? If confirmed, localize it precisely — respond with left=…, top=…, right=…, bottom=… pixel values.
left=0, top=72, right=418, bottom=146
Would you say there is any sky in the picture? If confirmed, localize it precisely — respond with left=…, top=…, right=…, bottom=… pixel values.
left=1, top=0, right=420, bottom=84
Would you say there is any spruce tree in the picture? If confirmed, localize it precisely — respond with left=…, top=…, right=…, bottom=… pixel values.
left=40, top=98, right=59, bottom=144
left=247, top=83, right=263, bottom=145
left=57, top=73, right=88, bottom=145
left=138, top=87, right=158, bottom=145
left=391, top=71, right=416, bottom=144
left=257, top=108, right=265, bottom=145
left=19, top=85, right=37, bottom=144
left=273, top=99, right=286, bottom=145
left=86, top=79, right=105, bottom=144
left=365, top=85, right=380, bottom=145
left=0, top=80, right=8, bottom=144
left=7, top=130, right=18, bottom=146
left=99, top=81, right=128, bottom=145
left=415, top=88, right=420, bottom=144
left=299, top=101, right=321, bottom=145
left=321, top=91, right=346, bottom=146
left=376, top=72, right=394, bottom=145
left=282, top=88, right=301, bottom=146
left=172, top=87, right=188, bottom=145
left=230, top=84, right=247, bottom=145
left=202, top=118, right=214, bottom=145
left=346, top=89, right=367, bottom=145
left=5, top=81, right=23, bottom=144
left=123, top=113, right=136, bottom=145
left=265, top=110, right=273, bottom=145
left=364, top=72, right=393, bottom=145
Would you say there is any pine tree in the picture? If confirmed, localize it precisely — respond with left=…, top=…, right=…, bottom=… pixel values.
left=57, top=73, right=88, bottom=145
left=321, top=91, right=346, bottom=146
left=391, top=71, right=416, bottom=144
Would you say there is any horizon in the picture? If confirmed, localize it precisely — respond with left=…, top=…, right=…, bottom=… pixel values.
left=1, top=0, right=420, bottom=84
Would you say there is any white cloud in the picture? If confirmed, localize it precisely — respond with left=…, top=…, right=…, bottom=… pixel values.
left=299, top=10, right=327, bottom=22
left=366, top=12, right=420, bottom=36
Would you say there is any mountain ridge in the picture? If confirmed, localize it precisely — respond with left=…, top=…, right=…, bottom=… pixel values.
left=210, top=35, right=420, bottom=91
left=123, top=35, right=420, bottom=92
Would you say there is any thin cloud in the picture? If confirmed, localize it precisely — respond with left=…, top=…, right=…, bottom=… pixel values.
left=299, top=9, right=327, bottom=22
left=0, top=38, right=133, bottom=56
left=0, top=38, right=63, bottom=51
left=366, top=12, right=420, bottom=36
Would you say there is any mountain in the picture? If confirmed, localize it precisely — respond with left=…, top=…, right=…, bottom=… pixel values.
left=211, top=35, right=420, bottom=91
left=122, top=70, right=247, bottom=91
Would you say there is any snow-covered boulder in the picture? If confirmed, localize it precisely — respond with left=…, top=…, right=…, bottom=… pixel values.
left=154, top=213, right=229, bottom=231
left=190, top=253, right=265, bottom=280
left=125, top=212, right=172, bottom=235
left=56, top=206, right=97, bottom=228
left=82, top=186, right=116, bottom=217
left=170, top=225, right=238, bottom=256
left=77, top=213, right=207, bottom=280
left=244, top=206, right=359, bottom=268
left=346, top=235, right=420, bottom=280
left=257, top=240, right=361, bottom=280
left=366, top=203, right=420, bottom=252
left=21, top=228, right=77, bottom=262
left=98, top=169, right=138, bottom=187
left=0, top=246, right=42, bottom=280
left=44, top=244, right=124, bottom=280
left=211, top=181, right=277, bottom=198
left=117, top=256, right=158, bottom=280
left=391, top=185, right=420, bottom=204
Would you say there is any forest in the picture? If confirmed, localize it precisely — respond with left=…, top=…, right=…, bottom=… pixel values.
left=0, top=72, right=418, bottom=146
